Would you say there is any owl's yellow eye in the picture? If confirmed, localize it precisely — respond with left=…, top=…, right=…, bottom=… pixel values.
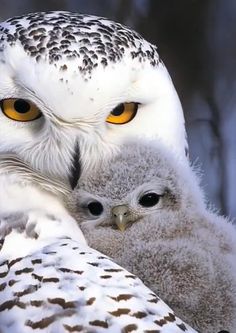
left=106, top=102, right=138, bottom=125
left=1, top=98, right=42, bottom=122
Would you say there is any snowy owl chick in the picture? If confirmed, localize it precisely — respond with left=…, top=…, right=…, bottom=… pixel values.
left=0, top=155, right=197, bottom=333
left=69, top=140, right=236, bottom=333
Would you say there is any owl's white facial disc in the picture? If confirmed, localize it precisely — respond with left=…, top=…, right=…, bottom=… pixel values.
left=0, top=11, right=188, bottom=186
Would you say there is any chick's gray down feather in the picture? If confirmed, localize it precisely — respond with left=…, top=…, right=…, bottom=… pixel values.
left=69, top=140, right=236, bottom=333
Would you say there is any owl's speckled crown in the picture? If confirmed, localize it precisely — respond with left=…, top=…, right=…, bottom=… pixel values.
left=0, top=11, right=159, bottom=79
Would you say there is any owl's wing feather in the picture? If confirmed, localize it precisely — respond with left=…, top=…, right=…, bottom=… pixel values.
left=0, top=235, right=197, bottom=332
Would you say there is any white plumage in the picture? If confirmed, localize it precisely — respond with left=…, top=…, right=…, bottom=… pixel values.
left=0, top=10, right=198, bottom=332
left=0, top=238, right=197, bottom=333
left=70, top=140, right=236, bottom=333
left=0, top=11, right=188, bottom=189
left=0, top=154, right=86, bottom=258
left=0, top=155, right=197, bottom=333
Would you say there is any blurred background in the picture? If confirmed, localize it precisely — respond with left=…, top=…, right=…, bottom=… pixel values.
left=0, top=0, right=235, bottom=219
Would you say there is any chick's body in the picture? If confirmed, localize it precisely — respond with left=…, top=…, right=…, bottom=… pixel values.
left=69, top=141, right=236, bottom=333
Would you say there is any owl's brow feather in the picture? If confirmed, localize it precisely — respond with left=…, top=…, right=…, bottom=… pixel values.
left=15, top=80, right=105, bottom=129
left=0, top=154, right=71, bottom=197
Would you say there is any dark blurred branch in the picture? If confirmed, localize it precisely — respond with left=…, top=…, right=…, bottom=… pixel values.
left=205, top=94, right=227, bottom=214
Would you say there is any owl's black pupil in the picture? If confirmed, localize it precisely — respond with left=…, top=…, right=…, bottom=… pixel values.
left=87, top=201, right=104, bottom=216
left=14, top=99, right=31, bottom=113
left=111, top=104, right=125, bottom=116
left=139, top=193, right=160, bottom=207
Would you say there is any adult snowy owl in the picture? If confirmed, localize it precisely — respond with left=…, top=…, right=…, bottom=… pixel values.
left=0, top=155, right=197, bottom=333
left=69, top=140, right=236, bottom=333
left=0, top=11, right=187, bottom=189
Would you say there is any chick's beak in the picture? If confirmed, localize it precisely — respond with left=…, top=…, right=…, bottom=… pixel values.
left=112, top=205, right=130, bottom=232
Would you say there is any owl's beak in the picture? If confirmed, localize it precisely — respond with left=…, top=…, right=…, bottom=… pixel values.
left=69, top=142, right=81, bottom=189
left=112, top=205, right=130, bottom=232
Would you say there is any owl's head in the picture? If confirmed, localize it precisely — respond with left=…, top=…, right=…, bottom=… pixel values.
left=69, top=140, right=204, bottom=231
left=0, top=11, right=187, bottom=188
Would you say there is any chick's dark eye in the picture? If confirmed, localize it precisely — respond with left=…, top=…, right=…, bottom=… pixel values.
left=87, top=201, right=104, bottom=216
left=139, top=193, right=161, bottom=207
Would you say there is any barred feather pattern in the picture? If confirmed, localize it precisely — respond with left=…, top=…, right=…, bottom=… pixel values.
left=0, top=236, right=197, bottom=333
